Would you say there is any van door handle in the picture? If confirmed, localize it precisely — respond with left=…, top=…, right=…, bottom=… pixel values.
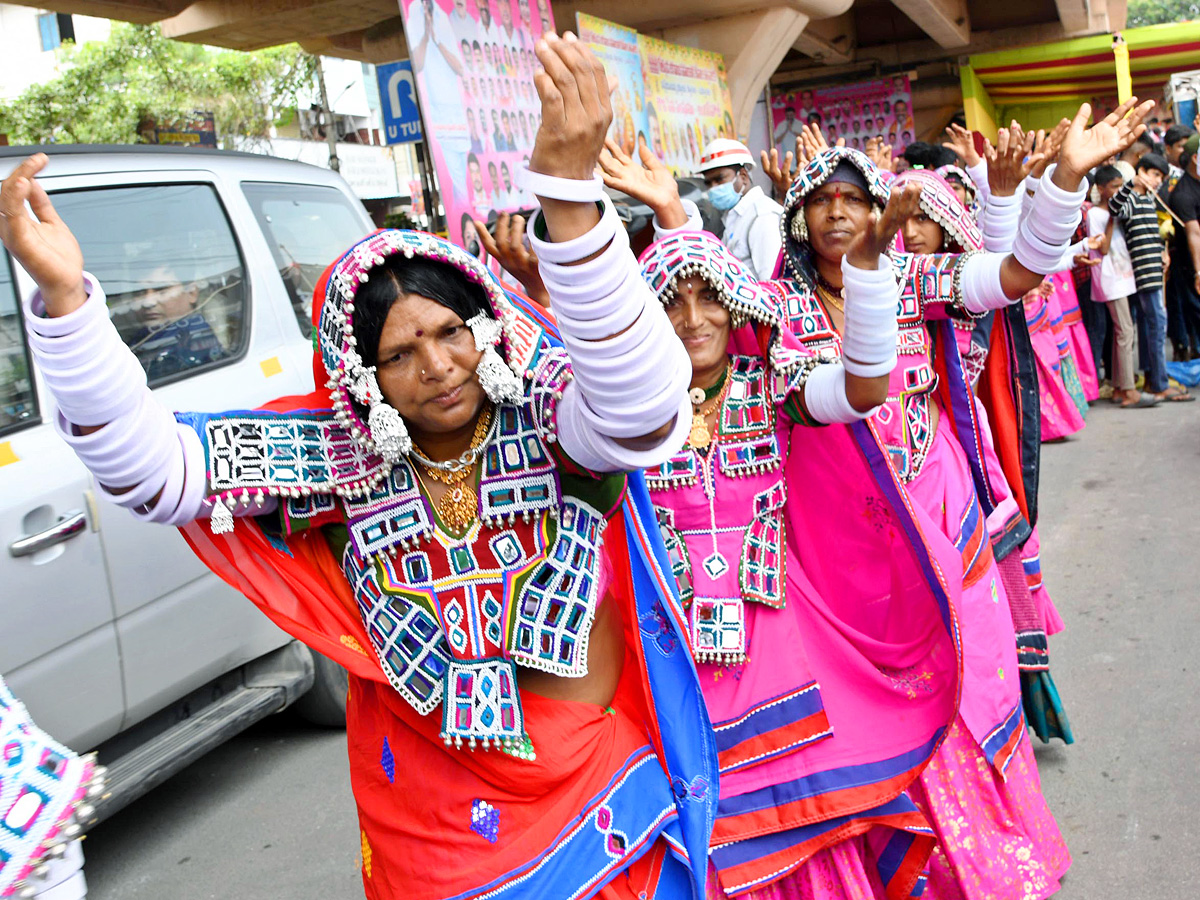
left=9, top=511, right=88, bottom=558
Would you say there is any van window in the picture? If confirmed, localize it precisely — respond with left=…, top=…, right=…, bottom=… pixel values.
left=50, top=184, right=248, bottom=387
left=241, top=182, right=371, bottom=338
left=0, top=253, right=38, bottom=435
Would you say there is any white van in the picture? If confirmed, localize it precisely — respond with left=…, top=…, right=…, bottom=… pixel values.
left=0, top=144, right=376, bottom=825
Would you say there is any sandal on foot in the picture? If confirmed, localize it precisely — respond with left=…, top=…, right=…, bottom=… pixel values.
left=1157, top=387, right=1196, bottom=402
left=1119, top=392, right=1160, bottom=408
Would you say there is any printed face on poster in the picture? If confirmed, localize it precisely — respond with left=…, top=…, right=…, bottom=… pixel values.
left=577, top=13, right=736, bottom=177
left=771, top=76, right=915, bottom=156
left=399, top=0, right=554, bottom=255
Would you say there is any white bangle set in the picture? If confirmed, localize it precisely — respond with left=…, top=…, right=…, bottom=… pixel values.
left=960, top=252, right=1010, bottom=314
left=803, top=363, right=876, bottom=423
left=1012, top=165, right=1086, bottom=275
left=518, top=166, right=607, bottom=203
left=966, top=159, right=991, bottom=206
left=839, top=255, right=899, bottom=379
left=981, top=191, right=1021, bottom=254
left=653, top=199, right=703, bottom=240
left=25, top=278, right=147, bottom=427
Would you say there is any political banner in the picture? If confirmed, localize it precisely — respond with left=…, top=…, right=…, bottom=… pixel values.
left=399, top=0, right=554, bottom=251
left=639, top=36, right=736, bottom=176
left=575, top=13, right=650, bottom=157
left=771, top=76, right=915, bottom=156
left=577, top=14, right=735, bottom=176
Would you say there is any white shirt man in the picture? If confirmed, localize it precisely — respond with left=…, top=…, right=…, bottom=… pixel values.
left=696, top=139, right=783, bottom=281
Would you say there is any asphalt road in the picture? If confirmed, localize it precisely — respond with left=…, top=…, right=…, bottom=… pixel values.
left=81, top=399, right=1200, bottom=899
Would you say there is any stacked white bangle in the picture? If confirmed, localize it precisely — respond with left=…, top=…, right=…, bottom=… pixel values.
left=981, top=190, right=1021, bottom=254
left=966, top=159, right=991, bottom=207
left=528, top=182, right=691, bottom=468
left=24, top=277, right=147, bottom=427
left=653, top=199, right=703, bottom=240
left=518, top=166, right=607, bottom=203
left=839, top=255, right=899, bottom=379
left=960, top=252, right=1011, bottom=314
left=803, top=363, right=876, bottom=423
left=1012, top=165, right=1087, bottom=275
left=1020, top=174, right=1041, bottom=220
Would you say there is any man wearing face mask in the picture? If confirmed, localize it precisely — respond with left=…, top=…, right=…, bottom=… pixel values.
left=697, top=138, right=783, bottom=279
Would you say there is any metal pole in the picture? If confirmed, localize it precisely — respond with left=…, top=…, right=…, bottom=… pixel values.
left=416, top=140, right=442, bottom=232
left=315, top=56, right=341, bottom=173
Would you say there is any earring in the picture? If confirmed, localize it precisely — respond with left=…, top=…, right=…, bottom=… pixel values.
left=364, top=367, right=411, bottom=461
left=467, top=313, right=522, bottom=404
left=790, top=211, right=808, bottom=243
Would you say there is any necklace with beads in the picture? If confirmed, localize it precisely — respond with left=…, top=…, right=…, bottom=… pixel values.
left=413, top=404, right=494, bottom=532
left=687, top=363, right=731, bottom=450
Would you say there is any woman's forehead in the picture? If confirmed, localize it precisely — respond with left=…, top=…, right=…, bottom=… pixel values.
left=808, top=180, right=869, bottom=200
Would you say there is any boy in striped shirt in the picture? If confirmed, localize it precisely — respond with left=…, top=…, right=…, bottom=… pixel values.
left=1110, top=152, right=1194, bottom=401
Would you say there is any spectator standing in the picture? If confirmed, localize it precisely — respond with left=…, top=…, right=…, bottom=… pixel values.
left=1088, top=165, right=1149, bottom=407
left=1161, top=124, right=1195, bottom=356
left=696, top=138, right=783, bottom=280
left=1169, top=134, right=1200, bottom=361
left=1110, top=153, right=1193, bottom=401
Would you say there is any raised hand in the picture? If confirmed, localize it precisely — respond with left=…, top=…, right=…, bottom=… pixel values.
left=530, top=32, right=612, bottom=181
left=942, top=123, right=981, bottom=167
left=0, top=154, right=85, bottom=316
left=598, top=136, right=679, bottom=214
left=1029, top=118, right=1070, bottom=179
left=865, top=137, right=896, bottom=173
left=845, top=181, right=922, bottom=269
left=760, top=147, right=796, bottom=197
left=474, top=213, right=548, bottom=306
left=800, top=122, right=830, bottom=163
left=1054, top=98, right=1156, bottom=189
left=986, top=123, right=1040, bottom=197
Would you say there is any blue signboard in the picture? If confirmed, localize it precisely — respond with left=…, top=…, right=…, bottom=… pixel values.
left=376, top=60, right=423, bottom=144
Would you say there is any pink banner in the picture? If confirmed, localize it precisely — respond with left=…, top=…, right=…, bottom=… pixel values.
left=772, top=76, right=915, bottom=156
left=399, top=0, right=554, bottom=257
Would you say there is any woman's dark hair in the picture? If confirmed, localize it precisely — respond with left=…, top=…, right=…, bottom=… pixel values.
left=353, top=253, right=491, bottom=368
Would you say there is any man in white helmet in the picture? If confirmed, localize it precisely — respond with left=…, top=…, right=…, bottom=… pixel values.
left=697, top=138, right=783, bottom=279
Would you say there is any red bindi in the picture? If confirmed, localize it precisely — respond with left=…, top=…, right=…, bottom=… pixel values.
left=833, top=187, right=843, bottom=200
left=414, top=329, right=424, bottom=337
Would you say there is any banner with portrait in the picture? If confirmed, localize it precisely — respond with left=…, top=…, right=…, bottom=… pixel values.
left=771, top=76, right=915, bottom=156
left=399, top=0, right=554, bottom=254
left=577, top=14, right=735, bottom=177
left=575, top=14, right=650, bottom=158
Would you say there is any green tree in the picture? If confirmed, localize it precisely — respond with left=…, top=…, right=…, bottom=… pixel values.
left=1126, top=0, right=1200, bottom=27
left=0, top=24, right=316, bottom=147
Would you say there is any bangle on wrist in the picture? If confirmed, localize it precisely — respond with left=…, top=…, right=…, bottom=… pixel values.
left=518, top=166, right=606, bottom=202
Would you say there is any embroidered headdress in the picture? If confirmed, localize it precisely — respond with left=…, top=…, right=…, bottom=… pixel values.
left=935, top=164, right=981, bottom=220
left=894, top=168, right=984, bottom=253
left=779, top=148, right=891, bottom=288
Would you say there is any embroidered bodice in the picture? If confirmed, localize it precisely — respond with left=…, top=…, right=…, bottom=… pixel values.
left=201, top=347, right=624, bottom=750
left=645, top=355, right=789, bottom=664
left=773, top=252, right=975, bottom=482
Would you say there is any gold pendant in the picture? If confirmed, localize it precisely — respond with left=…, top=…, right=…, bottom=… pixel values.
left=689, top=413, right=711, bottom=449
left=436, top=483, right=477, bottom=532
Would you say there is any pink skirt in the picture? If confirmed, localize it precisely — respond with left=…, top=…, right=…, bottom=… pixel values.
left=1025, top=295, right=1085, bottom=442
left=1051, top=273, right=1099, bottom=401
left=707, top=837, right=887, bottom=900
left=910, top=717, right=1071, bottom=900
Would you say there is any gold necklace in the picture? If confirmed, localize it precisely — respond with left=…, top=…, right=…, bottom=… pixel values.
left=688, top=363, right=732, bottom=450
left=414, top=405, right=494, bottom=532
left=816, top=283, right=844, bottom=314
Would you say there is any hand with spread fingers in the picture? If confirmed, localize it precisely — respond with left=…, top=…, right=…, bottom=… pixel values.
left=987, top=122, right=1041, bottom=197
left=0, top=153, right=85, bottom=316
left=598, top=136, right=686, bottom=226
left=1054, top=98, right=1157, bottom=189
left=760, top=147, right=796, bottom=198
left=800, top=122, right=830, bottom=163
left=942, top=123, right=981, bottom=168
left=846, top=181, right=922, bottom=269
left=475, top=213, right=549, bottom=307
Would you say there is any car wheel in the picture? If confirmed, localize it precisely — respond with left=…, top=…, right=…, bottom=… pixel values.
left=292, top=651, right=348, bottom=728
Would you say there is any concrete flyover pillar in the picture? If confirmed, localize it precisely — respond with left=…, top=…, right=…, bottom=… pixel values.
left=660, top=0, right=854, bottom=139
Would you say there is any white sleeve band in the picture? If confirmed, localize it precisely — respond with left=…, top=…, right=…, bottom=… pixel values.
left=25, top=276, right=147, bottom=427
left=1012, top=165, right=1087, bottom=275
left=960, top=252, right=1012, bottom=314
left=966, top=159, right=991, bottom=207
left=839, top=254, right=899, bottom=379
left=802, top=363, right=877, bottom=423
left=536, top=209, right=692, bottom=469
left=981, top=190, right=1021, bottom=254
left=653, top=199, right=703, bottom=240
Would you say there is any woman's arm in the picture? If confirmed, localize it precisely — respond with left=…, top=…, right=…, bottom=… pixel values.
left=598, top=136, right=696, bottom=237
left=1, top=155, right=206, bottom=525
left=523, top=33, right=690, bottom=471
